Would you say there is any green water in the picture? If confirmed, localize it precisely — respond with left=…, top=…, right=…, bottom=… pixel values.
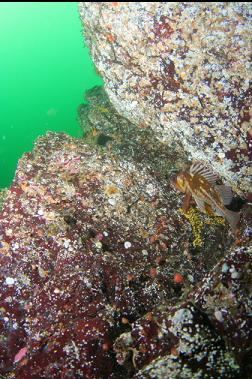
left=0, top=2, right=103, bottom=189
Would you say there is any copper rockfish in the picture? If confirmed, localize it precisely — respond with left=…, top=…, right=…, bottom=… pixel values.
left=174, top=161, right=240, bottom=231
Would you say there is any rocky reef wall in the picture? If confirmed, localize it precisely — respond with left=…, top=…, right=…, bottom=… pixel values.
left=0, top=2, right=251, bottom=378
left=0, top=132, right=251, bottom=378
left=79, top=2, right=252, bottom=195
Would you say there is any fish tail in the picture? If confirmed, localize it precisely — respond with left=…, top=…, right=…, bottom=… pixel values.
left=224, top=209, right=240, bottom=232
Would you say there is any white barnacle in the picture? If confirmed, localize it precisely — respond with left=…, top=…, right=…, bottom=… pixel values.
left=214, top=309, right=224, bottom=322
left=5, top=277, right=15, bottom=286
left=108, top=198, right=117, bottom=206
left=221, top=263, right=229, bottom=273
left=124, top=241, right=132, bottom=249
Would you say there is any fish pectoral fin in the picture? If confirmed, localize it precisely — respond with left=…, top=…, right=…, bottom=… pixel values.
left=214, top=207, right=226, bottom=218
left=194, top=196, right=206, bottom=213
left=196, top=200, right=215, bottom=216
left=215, top=184, right=233, bottom=205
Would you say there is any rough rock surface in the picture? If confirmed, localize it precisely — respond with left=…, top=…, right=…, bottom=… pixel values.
left=114, top=246, right=252, bottom=379
left=79, top=86, right=187, bottom=177
left=78, top=86, right=252, bottom=245
left=0, top=130, right=251, bottom=378
left=0, top=189, right=8, bottom=212
left=0, top=3, right=251, bottom=377
left=79, top=2, right=252, bottom=195
left=193, top=247, right=252, bottom=372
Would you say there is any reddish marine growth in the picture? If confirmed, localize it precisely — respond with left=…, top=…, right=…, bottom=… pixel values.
left=80, top=2, right=251, bottom=194
left=173, top=273, right=184, bottom=284
left=0, top=132, right=251, bottom=378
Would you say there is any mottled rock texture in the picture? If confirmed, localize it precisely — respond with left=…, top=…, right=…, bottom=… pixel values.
left=0, top=189, right=8, bottom=212
left=114, top=246, right=252, bottom=379
left=0, top=2, right=251, bottom=377
left=0, top=130, right=251, bottom=378
left=78, top=86, right=252, bottom=245
left=79, top=2, right=252, bottom=195
left=79, top=86, right=187, bottom=177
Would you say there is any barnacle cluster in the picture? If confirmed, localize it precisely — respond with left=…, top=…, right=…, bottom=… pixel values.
left=80, top=2, right=251, bottom=193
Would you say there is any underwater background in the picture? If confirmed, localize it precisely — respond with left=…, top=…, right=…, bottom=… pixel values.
left=0, top=2, right=102, bottom=189
left=0, top=3, right=251, bottom=377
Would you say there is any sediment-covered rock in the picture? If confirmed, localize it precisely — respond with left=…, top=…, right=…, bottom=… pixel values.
left=79, top=2, right=252, bottom=195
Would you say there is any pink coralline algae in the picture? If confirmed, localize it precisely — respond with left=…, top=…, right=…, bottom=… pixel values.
left=0, top=132, right=251, bottom=378
left=14, top=347, right=28, bottom=364
left=0, top=4, right=251, bottom=377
